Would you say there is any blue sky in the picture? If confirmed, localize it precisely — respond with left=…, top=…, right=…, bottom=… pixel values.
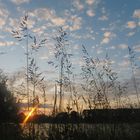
left=0, top=0, right=140, bottom=81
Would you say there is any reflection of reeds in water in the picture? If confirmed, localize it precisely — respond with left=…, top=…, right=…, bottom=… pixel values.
left=47, top=123, right=140, bottom=140
left=1, top=116, right=140, bottom=140
left=21, top=123, right=140, bottom=140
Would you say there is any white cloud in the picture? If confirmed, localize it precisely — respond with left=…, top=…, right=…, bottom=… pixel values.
left=51, top=17, right=65, bottom=26
left=0, top=8, right=9, bottom=18
left=9, top=18, right=19, bottom=27
left=133, top=9, right=140, bottom=18
left=65, top=15, right=82, bottom=31
left=0, top=18, right=6, bottom=27
left=98, top=15, right=108, bottom=21
left=86, top=9, right=95, bottom=17
left=73, top=44, right=80, bottom=50
left=11, top=0, right=31, bottom=5
left=101, top=38, right=110, bottom=44
left=29, top=8, right=66, bottom=27
left=0, top=41, right=15, bottom=47
left=29, top=20, right=36, bottom=29
left=97, top=49, right=103, bottom=54
left=29, top=8, right=55, bottom=20
left=135, top=47, right=140, bottom=52
left=109, top=44, right=128, bottom=50
left=127, top=32, right=135, bottom=37
left=126, top=21, right=136, bottom=29
left=104, top=31, right=111, bottom=37
left=110, top=46, right=116, bottom=50
left=28, top=7, right=83, bottom=32
left=83, top=34, right=95, bottom=40
left=8, top=16, right=35, bottom=33
left=101, top=7, right=106, bottom=14
left=101, top=31, right=116, bottom=44
left=119, top=59, right=130, bottom=68
left=86, top=0, right=95, bottom=5
left=0, top=35, right=5, bottom=39
left=40, top=55, right=49, bottom=60
left=0, top=7, right=9, bottom=28
left=72, top=0, right=84, bottom=11
left=117, top=44, right=128, bottom=49
left=32, top=26, right=44, bottom=36
left=124, top=55, right=129, bottom=58
left=134, top=44, right=140, bottom=52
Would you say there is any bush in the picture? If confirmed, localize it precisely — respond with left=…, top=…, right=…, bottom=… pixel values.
left=0, top=70, right=18, bottom=123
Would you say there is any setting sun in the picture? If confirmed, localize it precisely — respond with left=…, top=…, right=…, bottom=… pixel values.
left=22, top=106, right=37, bottom=126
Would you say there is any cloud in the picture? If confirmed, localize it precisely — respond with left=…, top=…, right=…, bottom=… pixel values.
left=65, top=15, right=82, bottom=31
left=10, top=0, right=31, bottom=5
left=86, top=9, right=95, bottom=17
left=51, top=17, right=65, bottom=26
left=117, top=44, right=128, bottom=50
left=119, top=59, right=130, bottom=68
left=134, top=44, right=140, bottom=52
left=126, top=21, right=136, bottom=29
left=0, top=18, right=6, bottom=27
left=83, top=34, right=95, bottom=40
left=0, top=7, right=9, bottom=28
left=127, top=32, right=135, bottom=37
left=133, top=9, right=140, bottom=18
left=109, top=46, right=116, bottom=50
left=9, top=18, right=19, bottom=27
left=29, top=8, right=67, bottom=29
left=40, top=55, right=49, bottom=60
left=32, top=26, right=45, bottom=36
left=73, top=44, right=80, bottom=50
left=7, top=16, right=35, bottom=34
left=0, top=35, right=5, bottom=39
left=70, top=33, right=82, bottom=40
left=30, top=8, right=51, bottom=19
left=101, top=31, right=116, bottom=44
left=97, top=49, right=103, bottom=54
left=101, top=38, right=110, bottom=44
left=21, top=6, right=83, bottom=33
left=0, top=8, right=9, bottom=18
left=98, top=15, right=108, bottom=21
left=86, top=0, right=95, bottom=5
left=0, top=41, right=16, bottom=47
left=72, top=0, right=84, bottom=11
left=109, top=44, right=128, bottom=50
left=104, top=32, right=111, bottom=37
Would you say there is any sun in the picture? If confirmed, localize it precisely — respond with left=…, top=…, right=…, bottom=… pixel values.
left=21, top=105, right=38, bottom=127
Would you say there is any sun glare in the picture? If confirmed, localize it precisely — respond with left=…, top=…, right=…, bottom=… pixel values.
left=22, top=106, right=37, bottom=126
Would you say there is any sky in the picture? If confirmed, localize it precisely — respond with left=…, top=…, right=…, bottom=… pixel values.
left=0, top=0, right=140, bottom=82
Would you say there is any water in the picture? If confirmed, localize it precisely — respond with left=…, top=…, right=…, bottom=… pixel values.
left=21, top=123, right=140, bottom=140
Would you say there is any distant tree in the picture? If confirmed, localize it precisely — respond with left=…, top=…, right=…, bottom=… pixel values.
left=0, top=69, right=18, bottom=123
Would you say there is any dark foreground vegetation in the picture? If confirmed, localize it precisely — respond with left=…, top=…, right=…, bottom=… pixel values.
left=24, top=109, right=140, bottom=124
